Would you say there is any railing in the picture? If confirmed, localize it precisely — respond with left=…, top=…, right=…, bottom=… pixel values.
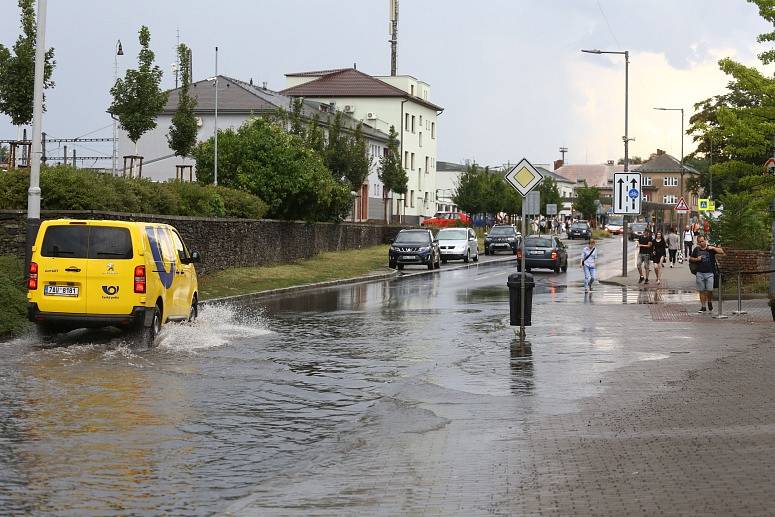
left=730, top=268, right=775, bottom=316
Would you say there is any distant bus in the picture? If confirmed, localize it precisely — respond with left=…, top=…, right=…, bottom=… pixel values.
left=605, top=215, right=624, bottom=234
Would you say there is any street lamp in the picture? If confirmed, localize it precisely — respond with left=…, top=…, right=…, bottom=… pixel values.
left=581, top=48, right=631, bottom=277
left=654, top=107, right=685, bottom=227
left=112, top=39, right=123, bottom=176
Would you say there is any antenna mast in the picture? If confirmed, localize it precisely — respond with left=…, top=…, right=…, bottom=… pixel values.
left=389, top=0, right=398, bottom=76
left=174, top=26, right=180, bottom=89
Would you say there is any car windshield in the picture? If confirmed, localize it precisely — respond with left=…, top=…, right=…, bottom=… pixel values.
left=437, top=229, right=467, bottom=240
left=394, top=232, right=430, bottom=244
left=607, top=215, right=624, bottom=225
left=571, top=223, right=588, bottom=229
left=489, top=227, right=515, bottom=236
left=525, top=237, right=553, bottom=247
left=632, top=223, right=648, bottom=230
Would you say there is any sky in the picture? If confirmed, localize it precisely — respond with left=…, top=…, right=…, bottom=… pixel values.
left=0, top=0, right=770, bottom=168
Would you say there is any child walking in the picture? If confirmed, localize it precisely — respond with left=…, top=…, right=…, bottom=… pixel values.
left=581, top=238, right=597, bottom=292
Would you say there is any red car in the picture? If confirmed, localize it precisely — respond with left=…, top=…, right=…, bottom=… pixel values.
left=420, top=212, right=471, bottom=228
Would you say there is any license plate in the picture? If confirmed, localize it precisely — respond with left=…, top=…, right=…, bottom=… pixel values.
left=529, top=250, right=543, bottom=255
left=402, top=255, right=416, bottom=260
left=44, top=285, right=79, bottom=297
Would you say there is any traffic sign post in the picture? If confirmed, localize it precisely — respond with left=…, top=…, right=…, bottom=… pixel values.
left=698, top=198, right=716, bottom=212
left=674, top=196, right=690, bottom=213
left=546, top=203, right=557, bottom=216
left=613, top=172, right=642, bottom=215
left=504, top=158, right=543, bottom=341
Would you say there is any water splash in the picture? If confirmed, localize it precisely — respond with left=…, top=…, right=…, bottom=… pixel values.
left=156, top=303, right=272, bottom=352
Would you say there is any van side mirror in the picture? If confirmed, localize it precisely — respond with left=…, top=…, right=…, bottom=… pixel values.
left=188, top=251, right=201, bottom=263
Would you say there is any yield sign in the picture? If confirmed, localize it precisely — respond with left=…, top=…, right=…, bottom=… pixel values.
left=674, top=196, right=690, bottom=212
left=505, top=158, right=544, bottom=196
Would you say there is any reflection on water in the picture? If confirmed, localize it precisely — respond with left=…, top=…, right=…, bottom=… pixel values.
left=510, top=340, right=534, bottom=394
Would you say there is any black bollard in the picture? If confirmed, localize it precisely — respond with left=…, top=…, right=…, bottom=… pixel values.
left=507, top=272, right=535, bottom=326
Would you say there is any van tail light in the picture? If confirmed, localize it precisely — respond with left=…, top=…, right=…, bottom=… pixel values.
left=551, top=250, right=558, bottom=260
left=28, top=261, right=38, bottom=290
left=134, top=265, right=146, bottom=293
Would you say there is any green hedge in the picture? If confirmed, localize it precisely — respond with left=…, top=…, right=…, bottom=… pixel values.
left=0, top=256, right=27, bottom=338
left=0, top=166, right=268, bottom=219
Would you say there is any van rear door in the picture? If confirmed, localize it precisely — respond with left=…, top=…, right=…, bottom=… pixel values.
left=85, top=225, right=137, bottom=316
left=36, top=224, right=90, bottom=314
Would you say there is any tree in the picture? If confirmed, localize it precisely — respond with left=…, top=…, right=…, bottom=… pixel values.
left=0, top=0, right=55, bottom=126
left=573, top=181, right=599, bottom=221
left=0, top=144, right=7, bottom=164
left=109, top=26, right=168, bottom=152
left=324, top=111, right=350, bottom=181
left=167, top=43, right=198, bottom=160
left=712, top=191, right=770, bottom=250
left=538, top=177, right=562, bottom=216
left=305, top=113, right=325, bottom=155
left=343, top=122, right=371, bottom=191
left=617, top=156, right=643, bottom=165
left=453, top=163, right=486, bottom=216
left=378, top=125, right=407, bottom=220
left=288, top=98, right=306, bottom=138
left=192, top=117, right=351, bottom=221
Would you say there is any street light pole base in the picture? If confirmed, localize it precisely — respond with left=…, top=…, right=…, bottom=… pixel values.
left=732, top=310, right=747, bottom=315
left=713, top=314, right=729, bottom=320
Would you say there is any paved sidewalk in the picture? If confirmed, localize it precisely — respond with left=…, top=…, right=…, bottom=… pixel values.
left=602, top=256, right=697, bottom=292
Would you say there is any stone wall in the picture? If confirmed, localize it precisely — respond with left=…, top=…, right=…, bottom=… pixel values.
left=716, top=249, right=772, bottom=289
left=0, top=210, right=407, bottom=275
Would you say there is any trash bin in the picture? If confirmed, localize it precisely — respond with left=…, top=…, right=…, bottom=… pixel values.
left=507, top=272, right=535, bottom=326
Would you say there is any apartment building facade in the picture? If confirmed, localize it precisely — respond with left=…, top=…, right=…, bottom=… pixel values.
left=283, top=68, right=444, bottom=224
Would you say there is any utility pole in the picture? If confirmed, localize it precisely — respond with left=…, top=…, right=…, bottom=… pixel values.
left=559, top=146, right=567, bottom=163
left=389, top=0, right=398, bottom=76
left=770, top=135, right=775, bottom=299
left=26, top=0, right=47, bottom=272
left=214, top=46, right=219, bottom=186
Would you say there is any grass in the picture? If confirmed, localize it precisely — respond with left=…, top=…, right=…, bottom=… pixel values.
left=0, top=256, right=29, bottom=338
left=592, top=229, right=612, bottom=240
left=199, top=245, right=392, bottom=300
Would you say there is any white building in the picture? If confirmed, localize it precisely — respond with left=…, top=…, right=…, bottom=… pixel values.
left=116, top=75, right=390, bottom=221
left=282, top=68, right=444, bottom=224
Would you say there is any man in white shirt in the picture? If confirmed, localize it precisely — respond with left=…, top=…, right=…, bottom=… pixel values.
left=682, top=225, right=694, bottom=264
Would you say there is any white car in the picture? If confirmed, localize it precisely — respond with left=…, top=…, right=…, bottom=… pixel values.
left=437, top=227, right=479, bottom=264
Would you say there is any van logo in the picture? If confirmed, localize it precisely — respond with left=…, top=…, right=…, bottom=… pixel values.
left=106, top=263, right=115, bottom=272
left=102, top=285, right=120, bottom=295
left=145, top=226, right=176, bottom=288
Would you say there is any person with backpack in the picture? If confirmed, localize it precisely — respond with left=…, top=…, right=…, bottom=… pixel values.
left=667, top=227, right=680, bottom=267
left=651, top=231, right=667, bottom=285
left=682, top=224, right=694, bottom=264
left=580, top=238, right=597, bottom=292
left=689, top=234, right=725, bottom=313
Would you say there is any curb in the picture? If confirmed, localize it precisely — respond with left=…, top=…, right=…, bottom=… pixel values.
left=201, top=270, right=399, bottom=305
left=202, top=255, right=519, bottom=305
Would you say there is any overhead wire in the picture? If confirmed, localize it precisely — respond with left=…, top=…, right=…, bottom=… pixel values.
left=596, top=0, right=622, bottom=50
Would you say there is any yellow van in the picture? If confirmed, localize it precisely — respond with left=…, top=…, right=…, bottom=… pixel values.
left=27, top=219, right=200, bottom=345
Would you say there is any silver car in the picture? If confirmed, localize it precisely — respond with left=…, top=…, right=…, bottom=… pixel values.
left=437, top=227, right=479, bottom=264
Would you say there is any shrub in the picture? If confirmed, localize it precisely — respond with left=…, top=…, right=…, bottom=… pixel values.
left=712, top=192, right=770, bottom=250
left=0, top=256, right=27, bottom=337
left=0, top=166, right=267, bottom=219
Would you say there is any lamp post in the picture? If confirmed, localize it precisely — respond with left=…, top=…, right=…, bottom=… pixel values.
left=581, top=48, right=631, bottom=277
left=112, top=39, right=123, bottom=175
left=654, top=107, right=685, bottom=229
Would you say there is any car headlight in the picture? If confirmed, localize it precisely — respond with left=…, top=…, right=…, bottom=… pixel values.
left=507, top=237, right=516, bottom=241
left=418, top=246, right=431, bottom=253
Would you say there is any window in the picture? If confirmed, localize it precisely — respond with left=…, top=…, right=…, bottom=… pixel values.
left=419, top=115, right=423, bottom=126
left=170, top=230, right=190, bottom=262
left=663, top=176, right=678, bottom=187
left=642, top=194, right=649, bottom=202
left=663, top=195, right=677, bottom=204
left=431, top=122, right=435, bottom=139
left=404, top=151, right=409, bottom=169
left=424, top=191, right=429, bottom=207
left=411, top=115, right=415, bottom=133
left=405, top=113, right=410, bottom=131
left=419, top=132, right=423, bottom=147
left=404, top=194, right=408, bottom=208
left=411, top=152, right=415, bottom=170
left=410, top=190, right=415, bottom=208
left=425, top=156, right=429, bottom=173
left=410, top=84, right=415, bottom=96
left=642, top=176, right=652, bottom=186
left=41, top=225, right=133, bottom=259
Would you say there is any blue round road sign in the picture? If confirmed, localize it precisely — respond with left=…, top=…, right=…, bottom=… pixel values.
left=628, top=188, right=639, bottom=199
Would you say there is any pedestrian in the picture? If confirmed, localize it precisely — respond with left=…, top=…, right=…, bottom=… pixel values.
left=636, top=228, right=654, bottom=284
left=651, top=231, right=667, bottom=285
left=682, top=224, right=694, bottom=264
left=580, top=238, right=597, bottom=292
left=689, top=235, right=725, bottom=313
left=667, top=227, right=680, bottom=267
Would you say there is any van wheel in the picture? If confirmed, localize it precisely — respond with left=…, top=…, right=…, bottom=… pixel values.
left=138, top=305, right=162, bottom=348
left=36, top=322, right=64, bottom=339
left=188, top=297, right=198, bottom=322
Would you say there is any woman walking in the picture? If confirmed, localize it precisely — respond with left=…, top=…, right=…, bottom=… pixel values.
left=667, top=227, right=680, bottom=267
left=581, top=238, right=597, bottom=292
left=652, top=231, right=667, bottom=285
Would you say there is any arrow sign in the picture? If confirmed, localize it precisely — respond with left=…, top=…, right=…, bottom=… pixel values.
left=613, top=172, right=642, bottom=215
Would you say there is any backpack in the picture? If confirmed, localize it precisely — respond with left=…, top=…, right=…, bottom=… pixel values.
left=688, top=246, right=698, bottom=274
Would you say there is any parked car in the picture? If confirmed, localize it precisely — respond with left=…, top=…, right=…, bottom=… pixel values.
left=567, top=221, right=591, bottom=240
left=517, top=235, right=568, bottom=273
left=388, top=229, right=441, bottom=271
left=437, top=227, right=479, bottom=264
left=420, top=211, right=472, bottom=228
left=27, top=219, right=201, bottom=346
left=484, top=225, right=520, bottom=255
left=628, top=222, right=649, bottom=240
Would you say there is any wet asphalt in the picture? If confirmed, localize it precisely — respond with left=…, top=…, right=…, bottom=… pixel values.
left=0, top=236, right=711, bottom=515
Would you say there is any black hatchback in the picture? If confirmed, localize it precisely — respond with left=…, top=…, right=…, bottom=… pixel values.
left=568, top=222, right=591, bottom=240
left=388, top=229, right=441, bottom=271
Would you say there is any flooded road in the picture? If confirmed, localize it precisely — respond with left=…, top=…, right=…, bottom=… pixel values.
left=0, top=238, right=702, bottom=515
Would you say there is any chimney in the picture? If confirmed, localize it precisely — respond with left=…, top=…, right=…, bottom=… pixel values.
left=606, top=160, right=615, bottom=166
left=656, top=149, right=665, bottom=156
left=262, top=81, right=268, bottom=90
left=554, top=159, right=564, bottom=170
